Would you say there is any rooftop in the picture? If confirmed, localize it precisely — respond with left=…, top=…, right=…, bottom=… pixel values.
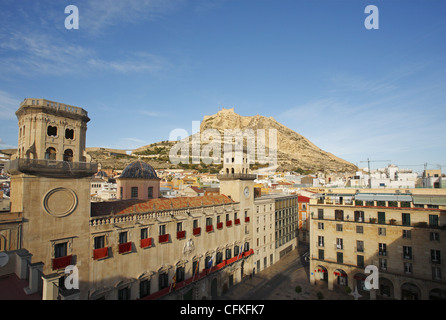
left=91, top=194, right=234, bottom=217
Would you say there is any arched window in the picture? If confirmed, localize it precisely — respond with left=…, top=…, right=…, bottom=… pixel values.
left=63, top=149, right=73, bottom=162
left=45, top=147, right=57, bottom=160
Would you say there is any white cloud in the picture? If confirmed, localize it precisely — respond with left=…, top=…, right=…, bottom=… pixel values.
left=0, top=31, right=169, bottom=76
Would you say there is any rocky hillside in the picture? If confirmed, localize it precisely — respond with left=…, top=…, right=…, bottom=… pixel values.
left=127, top=108, right=357, bottom=173
left=199, top=108, right=356, bottom=173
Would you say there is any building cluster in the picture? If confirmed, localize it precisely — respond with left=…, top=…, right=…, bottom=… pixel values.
left=0, top=98, right=444, bottom=300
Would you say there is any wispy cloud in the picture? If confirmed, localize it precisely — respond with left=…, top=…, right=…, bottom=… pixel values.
left=80, top=0, right=185, bottom=35
left=139, top=109, right=169, bottom=117
left=0, top=31, right=169, bottom=76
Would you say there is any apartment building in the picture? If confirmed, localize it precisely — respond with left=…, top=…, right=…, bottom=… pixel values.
left=309, top=188, right=446, bottom=300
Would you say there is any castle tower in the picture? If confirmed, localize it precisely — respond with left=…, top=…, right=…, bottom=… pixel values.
left=6, top=98, right=97, bottom=299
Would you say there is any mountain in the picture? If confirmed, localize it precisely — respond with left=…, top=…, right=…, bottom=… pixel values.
left=129, top=108, right=357, bottom=173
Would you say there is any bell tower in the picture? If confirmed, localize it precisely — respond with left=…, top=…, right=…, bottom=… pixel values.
left=6, top=98, right=97, bottom=299
left=218, top=143, right=256, bottom=206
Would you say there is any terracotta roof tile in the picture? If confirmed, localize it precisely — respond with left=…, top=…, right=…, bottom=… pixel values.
left=91, top=195, right=234, bottom=217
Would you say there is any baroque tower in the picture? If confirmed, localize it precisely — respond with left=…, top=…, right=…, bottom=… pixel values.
left=7, top=98, right=97, bottom=299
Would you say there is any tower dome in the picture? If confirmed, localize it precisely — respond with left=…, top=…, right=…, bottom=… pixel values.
left=117, top=160, right=160, bottom=200
left=119, top=161, right=158, bottom=179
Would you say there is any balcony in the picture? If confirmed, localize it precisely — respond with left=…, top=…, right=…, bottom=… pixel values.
left=52, top=255, right=72, bottom=270
left=206, top=225, right=213, bottom=233
left=140, top=238, right=153, bottom=248
left=217, top=222, right=223, bottom=230
left=217, top=173, right=256, bottom=181
left=177, top=230, right=186, bottom=240
left=226, top=220, right=232, bottom=227
left=141, top=248, right=254, bottom=300
left=245, top=217, right=250, bottom=223
left=93, top=247, right=109, bottom=260
left=159, top=234, right=169, bottom=243
left=6, top=158, right=98, bottom=178
left=118, top=242, right=132, bottom=254
left=234, top=218, right=240, bottom=225
left=193, top=227, right=201, bottom=236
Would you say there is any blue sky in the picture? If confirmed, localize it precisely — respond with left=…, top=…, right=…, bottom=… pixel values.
left=0, top=0, right=445, bottom=172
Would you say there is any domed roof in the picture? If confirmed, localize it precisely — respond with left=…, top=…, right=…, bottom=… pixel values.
left=119, top=161, right=158, bottom=179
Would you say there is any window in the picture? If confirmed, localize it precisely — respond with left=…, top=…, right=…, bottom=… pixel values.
left=378, top=227, right=386, bottom=236
left=147, top=187, right=153, bottom=199
left=430, top=232, right=440, bottom=241
left=402, top=213, right=411, bottom=226
left=65, top=128, right=74, bottom=140
left=159, top=225, right=166, bottom=235
left=404, top=262, right=412, bottom=274
left=47, top=125, right=57, bottom=137
left=403, top=246, right=412, bottom=260
left=141, top=228, right=148, bottom=240
left=429, top=215, right=439, bottom=227
left=357, top=255, right=364, bottom=267
left=337, top=252, right=343, bottom=264
left=318, top=236, right=324, bottom=247
left=63, top=149, right=73, bottom=162
left=378, top=212, right=386, bottom=224
left=45, top=147, right=57, bottom=160
left=335, top=210, right=344, bottom=221
left=234, top=245, right=240, bottom=257
left=403, top=230, right=411, bottom=239
left=318, top=209, right=324, bottom=219
left=119, top=232, right=128, bottom=244
left=176, top=222, right=183, bottom=232
left=176, top=266, right=185, bottom=282
left=354, top=211, right=364, bottom=222
left=318, top=249, right=324, bottom=260
left=356, top=225, right=363, bottom=234
left=216, top=252, right=223, bottom=264
left=118, top=287, right=130, bottom=300
left=193, top=219, right=199, bottom=229
left=318, top=222, right=324, bottom=230
left=336, top=238, right=343, bottom=250
left=55, top=242, right=68, bottom=258
left=336, top=224, right=343, bottom=232
left=225, top=248, right=232, bottom=260
left=379, top=258, right=387, bottom=271
left=131, top=187, right=138, bottom=199
left=140, top=279, right=150, bottom=299
left=432, top=266, right=442, bottom=280
left=356, top=240, right=364, bottom=253
left=379, top=243, right=387, bottom=256
left=159, top=272, right=168, bottom=290
left=431, top=250, right=441, bottom=263
left=94, top=236, right=105, bottom=249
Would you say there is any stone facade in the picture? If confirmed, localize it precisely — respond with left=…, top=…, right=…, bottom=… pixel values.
left=309, top=189, right=446, bottom=300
